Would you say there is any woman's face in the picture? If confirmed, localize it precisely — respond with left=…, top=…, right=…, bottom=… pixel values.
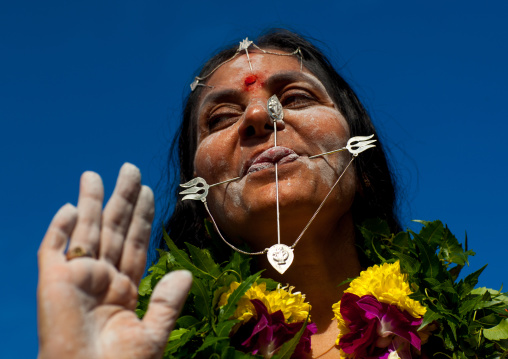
left=193, top=50, right=357, bottom=249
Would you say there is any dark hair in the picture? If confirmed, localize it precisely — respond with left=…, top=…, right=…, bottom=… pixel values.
left=149, top=29, right=400, bottom=266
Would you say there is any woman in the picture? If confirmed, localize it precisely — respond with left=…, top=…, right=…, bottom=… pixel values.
left=37, top=30, right=400, bottom=358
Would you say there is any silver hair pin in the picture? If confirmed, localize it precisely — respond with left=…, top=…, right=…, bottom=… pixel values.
left=190, top=38, right=303, bottom=91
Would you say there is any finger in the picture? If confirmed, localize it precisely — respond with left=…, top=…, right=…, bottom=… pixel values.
left=69, top=171, right=104, bottom=256
left=119, top=185, right=154, bottom=284
left=38, top=203, right=78, bottom=271
left=142, top=270, right=192, bottom=345
left=99, top=163, right=142, bottom=265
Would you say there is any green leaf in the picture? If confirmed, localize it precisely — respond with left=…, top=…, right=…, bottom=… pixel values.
left=134, top=308, right=145, bottom=318
left=165, top=327, right=196, bottom=356
left=458, top=265, right=487, bottom=297
left=216, top=320, right=238, bottom=338
left=136, top=295, right=150, bottom=319
left=416, top=220, right=445, bottom=247
left=257, top=277, right=280, bottom=291
left=164, top=231, right=216, bottom=280
left=219, top=272, right=261, bottom=321
left=424, top=277, right=442, bottom=288
left=169, top=328, right=189, bottom=341
left=397, top=252, right=421, bottom=275
left=419, top=307, right=443, bottom=330
left=459, top=297, right=483, bottom=315
left=186, top=242, right=221, bottom=278
left=194, top=336, right=230, bottom=356
left=138, top=275, right=154, bottom=296
left=191, top=276, right=212, bottom=318
left=392, top=231, right=411, bottom=248
left=224, top=251, right=252, bottom=281
left=432, top=279, right=457, bottom=295
left=176, top=315, right=200, bottom=328
left=484, top=319, right=508, bottom=340
left=472, top=288, right=508, bottom=306
left=413, top=232, right=441, bottom=278
left=476, top=313, right=501, bottom=326
left=438, top=227, right=474, bottom=267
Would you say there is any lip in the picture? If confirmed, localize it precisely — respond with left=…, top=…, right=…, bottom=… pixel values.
left=244, top=146, right=300, bottom=175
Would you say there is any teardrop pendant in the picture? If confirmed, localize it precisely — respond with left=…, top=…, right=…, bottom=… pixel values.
left=267, top=244, right=294, bottom=274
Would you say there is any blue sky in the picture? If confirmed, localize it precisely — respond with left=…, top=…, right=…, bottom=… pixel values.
left=1, top=1, right=507, bottom=357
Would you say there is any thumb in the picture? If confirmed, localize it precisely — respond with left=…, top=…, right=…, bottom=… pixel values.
left=142, top=270, right=192, bottom=345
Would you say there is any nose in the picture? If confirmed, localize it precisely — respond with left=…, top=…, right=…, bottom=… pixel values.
left=238, top=98, right=285, bottom=139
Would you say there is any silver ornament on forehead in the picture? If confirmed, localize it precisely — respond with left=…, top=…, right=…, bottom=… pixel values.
left=238, top=38, right=253, bottom=51
left=267, top=94, right=284, bottom=123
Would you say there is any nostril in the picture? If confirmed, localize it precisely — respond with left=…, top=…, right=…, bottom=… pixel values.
left=245, top=125, right=255, bottom=137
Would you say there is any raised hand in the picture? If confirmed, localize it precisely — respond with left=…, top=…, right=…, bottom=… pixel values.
left=37, top=163, right=192, bottom=359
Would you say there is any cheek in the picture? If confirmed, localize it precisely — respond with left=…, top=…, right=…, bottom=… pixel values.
left=290, top=107, right=350, bottom=152
left=194, top=134, right=233, bottom=179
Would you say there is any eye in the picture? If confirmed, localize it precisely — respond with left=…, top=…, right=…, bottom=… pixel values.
left=280, top=90, right=318, bottom=109
left=207, top=105, right=242, bottom=132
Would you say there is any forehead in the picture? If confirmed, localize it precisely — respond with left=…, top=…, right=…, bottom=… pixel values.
left=202, top=50, right=305, bottom=90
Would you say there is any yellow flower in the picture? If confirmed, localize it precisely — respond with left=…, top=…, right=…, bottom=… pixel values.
left=266, top=284, right=311, bottom=323
left=218, top=281, right=269, bottom=322
left=219, top=281, right=311, bottom=323
left=343, top=261, right=426, bottom=318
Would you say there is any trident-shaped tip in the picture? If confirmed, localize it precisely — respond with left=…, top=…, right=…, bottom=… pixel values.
left=179, top=177, right=210, bottom=202
left=238, top=38, right=253, bottom=51
left=346, top=135, right=377, bottom=155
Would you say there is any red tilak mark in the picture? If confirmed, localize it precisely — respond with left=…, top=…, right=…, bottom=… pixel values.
left=244, top=75, right=257, bottom=86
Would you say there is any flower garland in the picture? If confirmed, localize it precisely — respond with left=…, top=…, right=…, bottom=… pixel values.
left=219, top=282, right=317, bottom=358
left=136, top=219, right=508, bottom=358
left=332, top=261, right=426, bottom=359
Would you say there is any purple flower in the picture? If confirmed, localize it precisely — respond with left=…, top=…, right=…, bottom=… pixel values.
left=339, top=293, right=423, bottom=359
left=231, top=299, right=317, bottom=358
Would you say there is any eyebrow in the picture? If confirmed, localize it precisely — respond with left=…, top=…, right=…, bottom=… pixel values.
left=198, top=70, right=327, bottom=112
left=198, top=88, right=242, bottom=113
left=264, top=71, right=325, bottom=90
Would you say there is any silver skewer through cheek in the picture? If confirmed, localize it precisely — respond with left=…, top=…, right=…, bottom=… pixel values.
left=179, top=94, right=376, bottom=274
left=179, top=176, right=240, bottom=202
left=308, top=134, right=376, bottom=159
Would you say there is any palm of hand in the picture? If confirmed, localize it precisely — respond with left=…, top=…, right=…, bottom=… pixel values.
left=37, top=164, right=192, bottom=359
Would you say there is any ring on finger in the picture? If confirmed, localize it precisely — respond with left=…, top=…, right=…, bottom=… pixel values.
left=66, top=247, right=94, bottom=261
